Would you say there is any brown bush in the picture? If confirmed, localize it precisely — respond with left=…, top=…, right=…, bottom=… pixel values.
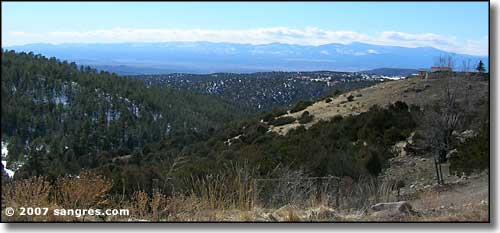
left=150, top=192, right=166, bottom=221
left=2, top=176, right=53, bottom=221
left=132, top=190, right=149, bottom=219
left=186, top=163, right=256, bottom=211
left=56, top=171, right=112, bottom=210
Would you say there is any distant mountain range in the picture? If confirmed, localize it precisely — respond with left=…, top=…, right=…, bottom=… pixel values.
left=4, top=42, right=488, bottom=75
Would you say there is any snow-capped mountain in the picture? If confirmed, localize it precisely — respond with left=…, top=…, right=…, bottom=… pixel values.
left=5, top=42, right=488, bottom=74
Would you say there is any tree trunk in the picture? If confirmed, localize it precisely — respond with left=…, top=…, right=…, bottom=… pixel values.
left=439, top=163, right=445, bottom=184
left=335, top=179, right=340, bottom=208
left=434, top=159, right=441, bottom=185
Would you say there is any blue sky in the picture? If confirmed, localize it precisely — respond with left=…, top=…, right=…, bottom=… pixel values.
left=2, top=2, right=489, bottom=55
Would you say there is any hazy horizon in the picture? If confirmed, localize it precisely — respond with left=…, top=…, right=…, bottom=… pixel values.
left=2, top=2, right=489, bottom=56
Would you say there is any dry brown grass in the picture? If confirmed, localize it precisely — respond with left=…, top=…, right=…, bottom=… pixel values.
left=2, top=168, right=488, bottom=222
left=186, top=162, right=256, bottom=211
left=56, top=171, right=113, bottom=210
left=187, top=174, right=254, bottom=210
left=130, top=190, right=148, bottom=219
left=3, top=176, right=51, bottom=208
left=1, top=176, right=54, bottom=221
left=2, top=171, right=113, bottom=222
left=416, top=188, right=440, bottom=210
left=150, top=192, right=165, bottom=221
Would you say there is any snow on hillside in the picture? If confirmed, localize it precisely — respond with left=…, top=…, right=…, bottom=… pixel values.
left=1, top=141, right=15, bottom=178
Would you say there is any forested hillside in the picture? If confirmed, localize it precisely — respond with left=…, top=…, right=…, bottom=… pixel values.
left=1, top=50, right=245, bottom=178
left=0, top=50, right=419, bottom=194
left=131, top=72, right=382, bottom=112
left=1, top=50, right=489, bottom=222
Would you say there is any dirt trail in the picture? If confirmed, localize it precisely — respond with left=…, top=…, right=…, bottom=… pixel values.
left=376, top=134, right=489, bottom=221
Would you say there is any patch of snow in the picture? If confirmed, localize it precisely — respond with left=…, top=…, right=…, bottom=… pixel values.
left=1, top=141, right=7, bottom=158
left=382, top=76, right=405, bottom=80
left=166, top=123, right=172, bottom=134
left=1, top=142, right=15, bottom=178
left=106, top=110, right=121, bottom=122
left=36, top=144, right=44, bottom=151
left=129, top=104, right=140, bottom=118
left=1, top=160, right=15, bottom=178
left=54, top=93, right=69, bottom=106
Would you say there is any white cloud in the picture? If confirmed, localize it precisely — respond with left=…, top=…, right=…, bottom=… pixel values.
left=320, top=50, right=330, bottom=55
left=461, top=37, right=488, bottom=56
left=370, top=31, right=462, bottom=53
left=3, top=27, right=488, bottom=56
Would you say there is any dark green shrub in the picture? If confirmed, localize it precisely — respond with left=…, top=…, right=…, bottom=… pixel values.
left=262, top=108, right=287, bottom=122
left=392, top=101, right=409, bottom=111
left=290, top=100, right=314, bottom=113
left=270, top=116, right=296, bottom=126
left=298, top=111, right=314, bottom=124
left=332, top=115, right=343, bottom=123
left=383, top=126, right=406, bottom=145
left=450, top=122, right=489, bottom=175
left=347, top=95, right=355, bottom=102
left=252, top=135, right=272, bottom=144
left=131, top=147, right=143, bottom=165
left=325, top=98, right=332, bottom=103
left=366, top=153, right=382, bottom=177
left=322, top=89, right=343, bottom=101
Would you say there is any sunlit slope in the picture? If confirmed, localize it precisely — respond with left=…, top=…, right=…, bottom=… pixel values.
left=270, top=76, right=488, bottom=135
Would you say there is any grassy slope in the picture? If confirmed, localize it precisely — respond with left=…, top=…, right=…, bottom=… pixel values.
left=270, top=76, right=489, bottom=135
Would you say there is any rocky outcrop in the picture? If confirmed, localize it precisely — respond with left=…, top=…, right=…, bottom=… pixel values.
left=307, top=206, right=339, bottom=220
left=269, top=204, right=303, bottom=221
left=369, top=201, right=416, bottom=220
left=453, top=129, right=477, bottom=143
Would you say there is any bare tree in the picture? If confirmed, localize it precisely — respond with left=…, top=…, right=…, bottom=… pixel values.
left=461, top=59, right=472, bottom=78
left=415, top=56, right=464, bottom=184
left=420, top=79, right=463, bottom=185
left=154, top=154, right=189, bottom=195
left=434, top=55, right=455, bottom=69
left=433, top=55, right=455, bottom=80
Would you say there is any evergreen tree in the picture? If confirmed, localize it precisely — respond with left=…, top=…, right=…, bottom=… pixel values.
left=476, top=60, right=486, bottom=74
left=366, top=153, right=382, bottom=177
left=1, top=50, right=243, bottom=178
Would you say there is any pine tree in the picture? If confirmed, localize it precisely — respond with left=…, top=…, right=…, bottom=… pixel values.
left=476, top=60, right=486, bottom=74
left=366, top=153, right=382, bottom=177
